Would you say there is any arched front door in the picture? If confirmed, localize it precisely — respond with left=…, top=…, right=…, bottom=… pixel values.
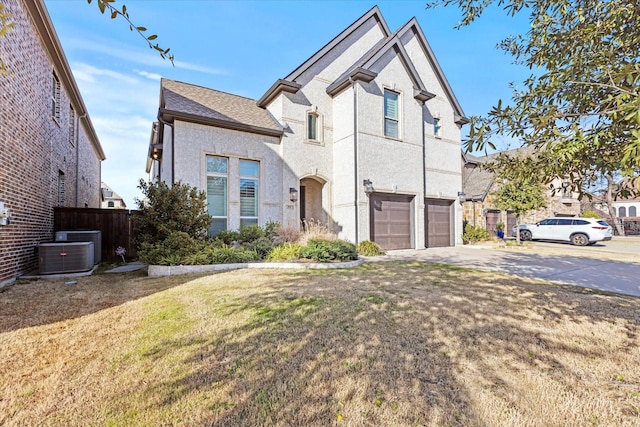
left=300, top=177, right=326, bottom=226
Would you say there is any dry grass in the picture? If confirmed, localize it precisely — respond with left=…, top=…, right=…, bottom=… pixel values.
left=297, top=218, right=337, bottom=246
left=1, top=263, right=639, bottom=426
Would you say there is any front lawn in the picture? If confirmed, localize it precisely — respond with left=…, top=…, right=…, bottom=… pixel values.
left=1, top=262, right=638, bottom=426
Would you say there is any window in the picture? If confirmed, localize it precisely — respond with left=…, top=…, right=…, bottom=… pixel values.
left=384, top=89, right=399, bottom=138
left=57, top=170, right=65, bottom=206
left=307, top=112, right=318, bottom=141
left=433, top=118, right=441, bottom=137
left=630, top=206, right=637, bottom=217
left=206, top=156, right=228, bottom=235
left=69, top=105, right=75, bottom=145
left=239, top=159, right=259, bottom=227
left=52, top=73, right=61, bottom=121
left=619, top=207, right=627, bottom=217
left=107, top=201, right=115, bottom=208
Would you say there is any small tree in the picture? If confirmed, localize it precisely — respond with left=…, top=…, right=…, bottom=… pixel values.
left=485, top=153, right=547, bottom=245
left=134, top=179, right=211, bottom=248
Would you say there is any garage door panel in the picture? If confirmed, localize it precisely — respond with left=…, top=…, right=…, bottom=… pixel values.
left=425, top=199, right=452, bottom=248
left=370, top=194, right=413, bottom=250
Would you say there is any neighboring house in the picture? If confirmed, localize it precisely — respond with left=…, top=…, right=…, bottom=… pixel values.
left=592, top=196, right=640, bottom=235
left=461, top=149, right=581, bottom=236
left=0, top=0, right=105, bottom=286
left=101, top=182, right=127, bottom=209
left=147, top=6, right=468, bottom=250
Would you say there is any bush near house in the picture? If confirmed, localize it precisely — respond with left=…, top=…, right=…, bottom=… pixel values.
left=463, top=223, right=491, bottom=244
left=357, top=240, right=386, bottom=256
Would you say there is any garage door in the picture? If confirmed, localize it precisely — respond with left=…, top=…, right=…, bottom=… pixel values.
left=370, top=194, right=413, bottom=250
left=425, top=199, right=452, bottom=247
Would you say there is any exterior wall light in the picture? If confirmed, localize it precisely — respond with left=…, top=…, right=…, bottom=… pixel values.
left=458, top=191, right=466, bottom=203
left=363, top=179, right=374, bottom=194
left=289, top=187, right=298, bottom=202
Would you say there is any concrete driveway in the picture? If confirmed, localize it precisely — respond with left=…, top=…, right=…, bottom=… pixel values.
left=379, top=240, right=640, bottom=298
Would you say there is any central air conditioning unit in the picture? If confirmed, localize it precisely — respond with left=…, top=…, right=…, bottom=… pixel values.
left=55, top=230, right=102, bottom=263
left=39, top=241, right=95, bottom=275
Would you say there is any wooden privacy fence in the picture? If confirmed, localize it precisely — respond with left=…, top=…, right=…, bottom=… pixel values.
left=53, top=207, right=141, bottom=262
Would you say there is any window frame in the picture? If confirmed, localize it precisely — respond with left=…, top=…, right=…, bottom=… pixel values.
left=52, top=73, right=61, bottom=122
left=383, top=89, right=400, bottom=139
left=433, top=117, right=441, bottom=137
left=306, top=111, right=320, bottom=142
left=69, top=105, right=76, bottom=145
left=206, top=156, right=229, bottom=235
left=239, top=159, right=259, bottom=227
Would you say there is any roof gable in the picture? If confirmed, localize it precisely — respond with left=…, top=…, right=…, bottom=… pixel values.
left=258, top=6, right=390, bottom=108
left=396, top=18, right=468, bottom=124
left=160, top=79, right=283, bottom=137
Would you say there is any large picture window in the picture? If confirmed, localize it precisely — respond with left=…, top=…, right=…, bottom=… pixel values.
left=206, top=156, right=228, bottom=235
left=384, top=89, right=399, bottom=138
left=239, top=160, right=259, bottom=227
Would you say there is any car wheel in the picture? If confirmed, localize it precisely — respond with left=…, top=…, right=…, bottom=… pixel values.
left=520, top=230, right=532, bottom=241
left=571, top=233, right=589, bottom=246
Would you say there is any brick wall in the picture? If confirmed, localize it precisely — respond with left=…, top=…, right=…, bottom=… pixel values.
left=0, top=0, right=101, bottom=286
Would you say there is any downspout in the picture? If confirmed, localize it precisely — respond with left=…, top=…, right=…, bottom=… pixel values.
left=76, top=113, right=87, bottom=207
left=422, top=103, right=427, bottom=247
left=350, top=77, right=359, bottom=244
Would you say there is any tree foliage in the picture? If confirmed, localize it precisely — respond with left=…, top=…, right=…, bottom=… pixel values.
left=134, top=179, right=211, bottom=248
left=87, top=0, right=174, bottom=64
left=484, top=153, right=547, bottom=244
left=429, top=0, right=640, bottom=190
left=0, top=3, right=15, bottom=74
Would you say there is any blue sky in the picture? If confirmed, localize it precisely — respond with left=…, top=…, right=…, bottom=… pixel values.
left=44, top=0, right=531, bottom=208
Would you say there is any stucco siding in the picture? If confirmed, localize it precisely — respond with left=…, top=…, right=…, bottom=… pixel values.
left=171, top=121, right=295, bottom=229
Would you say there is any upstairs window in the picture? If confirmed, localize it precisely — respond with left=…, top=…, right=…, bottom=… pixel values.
left=433, top=118, right=441, bottom=137
left=307, top=112, right=318, bottom=141
left=69, top=105, right=76, bottom=145
left=52, top=73, right=61, bottom=121
left=384, top=89, right=399, bottom=138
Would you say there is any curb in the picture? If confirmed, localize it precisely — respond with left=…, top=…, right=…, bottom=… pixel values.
left=148, top=258, right=365, bottom=277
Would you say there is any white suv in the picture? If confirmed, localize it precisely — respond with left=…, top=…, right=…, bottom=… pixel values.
left=514, top=217, right=613, bottom=246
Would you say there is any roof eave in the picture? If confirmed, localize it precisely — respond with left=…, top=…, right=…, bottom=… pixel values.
left=326, top=67, right=378, bottom=97
left=159, top=108, right=284, bottom=138
left=25, top=0, right=106, bottom=161
left=414, top=88, right=436, bottom=103
left=256, top=79, right=302, bottom=108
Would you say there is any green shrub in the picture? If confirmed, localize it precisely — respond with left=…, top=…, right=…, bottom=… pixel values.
left=134, top=180, right=211, bottom=248
left=214, top=230, right=240, bottom=245
left=244, top=237, right=274, bottom=259
left=237, top=224, right=265, bottom=243
left=206, top=245, right=259, bottom=264
left=138, top=231, right=206, bottom=265
left=265, top=243, right=303, bottom=262
left=300, top=239, right=358, bottom=262
left=263, top=221, right=280, bottom=240
left=463, top=223, right=490, bottom=244
left=357, top=240, right=385, bottom=256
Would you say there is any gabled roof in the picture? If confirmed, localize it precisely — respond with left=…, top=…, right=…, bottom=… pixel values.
left=462, top=146, right=538, bottom=201
left=159, top=79, right=283, bottom=137
left=258, top=6, right=468, bottom=125
left=258, top=6, right=391, bottom=108
left=25, top=0, right=105, bottom=160
left=326, top=34, right=436, bottom=102
left=396, top=18, right=468, bottom=125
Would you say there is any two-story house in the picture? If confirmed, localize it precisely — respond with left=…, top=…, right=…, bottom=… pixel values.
left=0, top=0, right=105, bottom=286
left=147, top=6, right=467, bottom=250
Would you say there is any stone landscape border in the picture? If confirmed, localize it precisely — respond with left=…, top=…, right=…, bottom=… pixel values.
left=148, top=258, right=365, bottom=277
